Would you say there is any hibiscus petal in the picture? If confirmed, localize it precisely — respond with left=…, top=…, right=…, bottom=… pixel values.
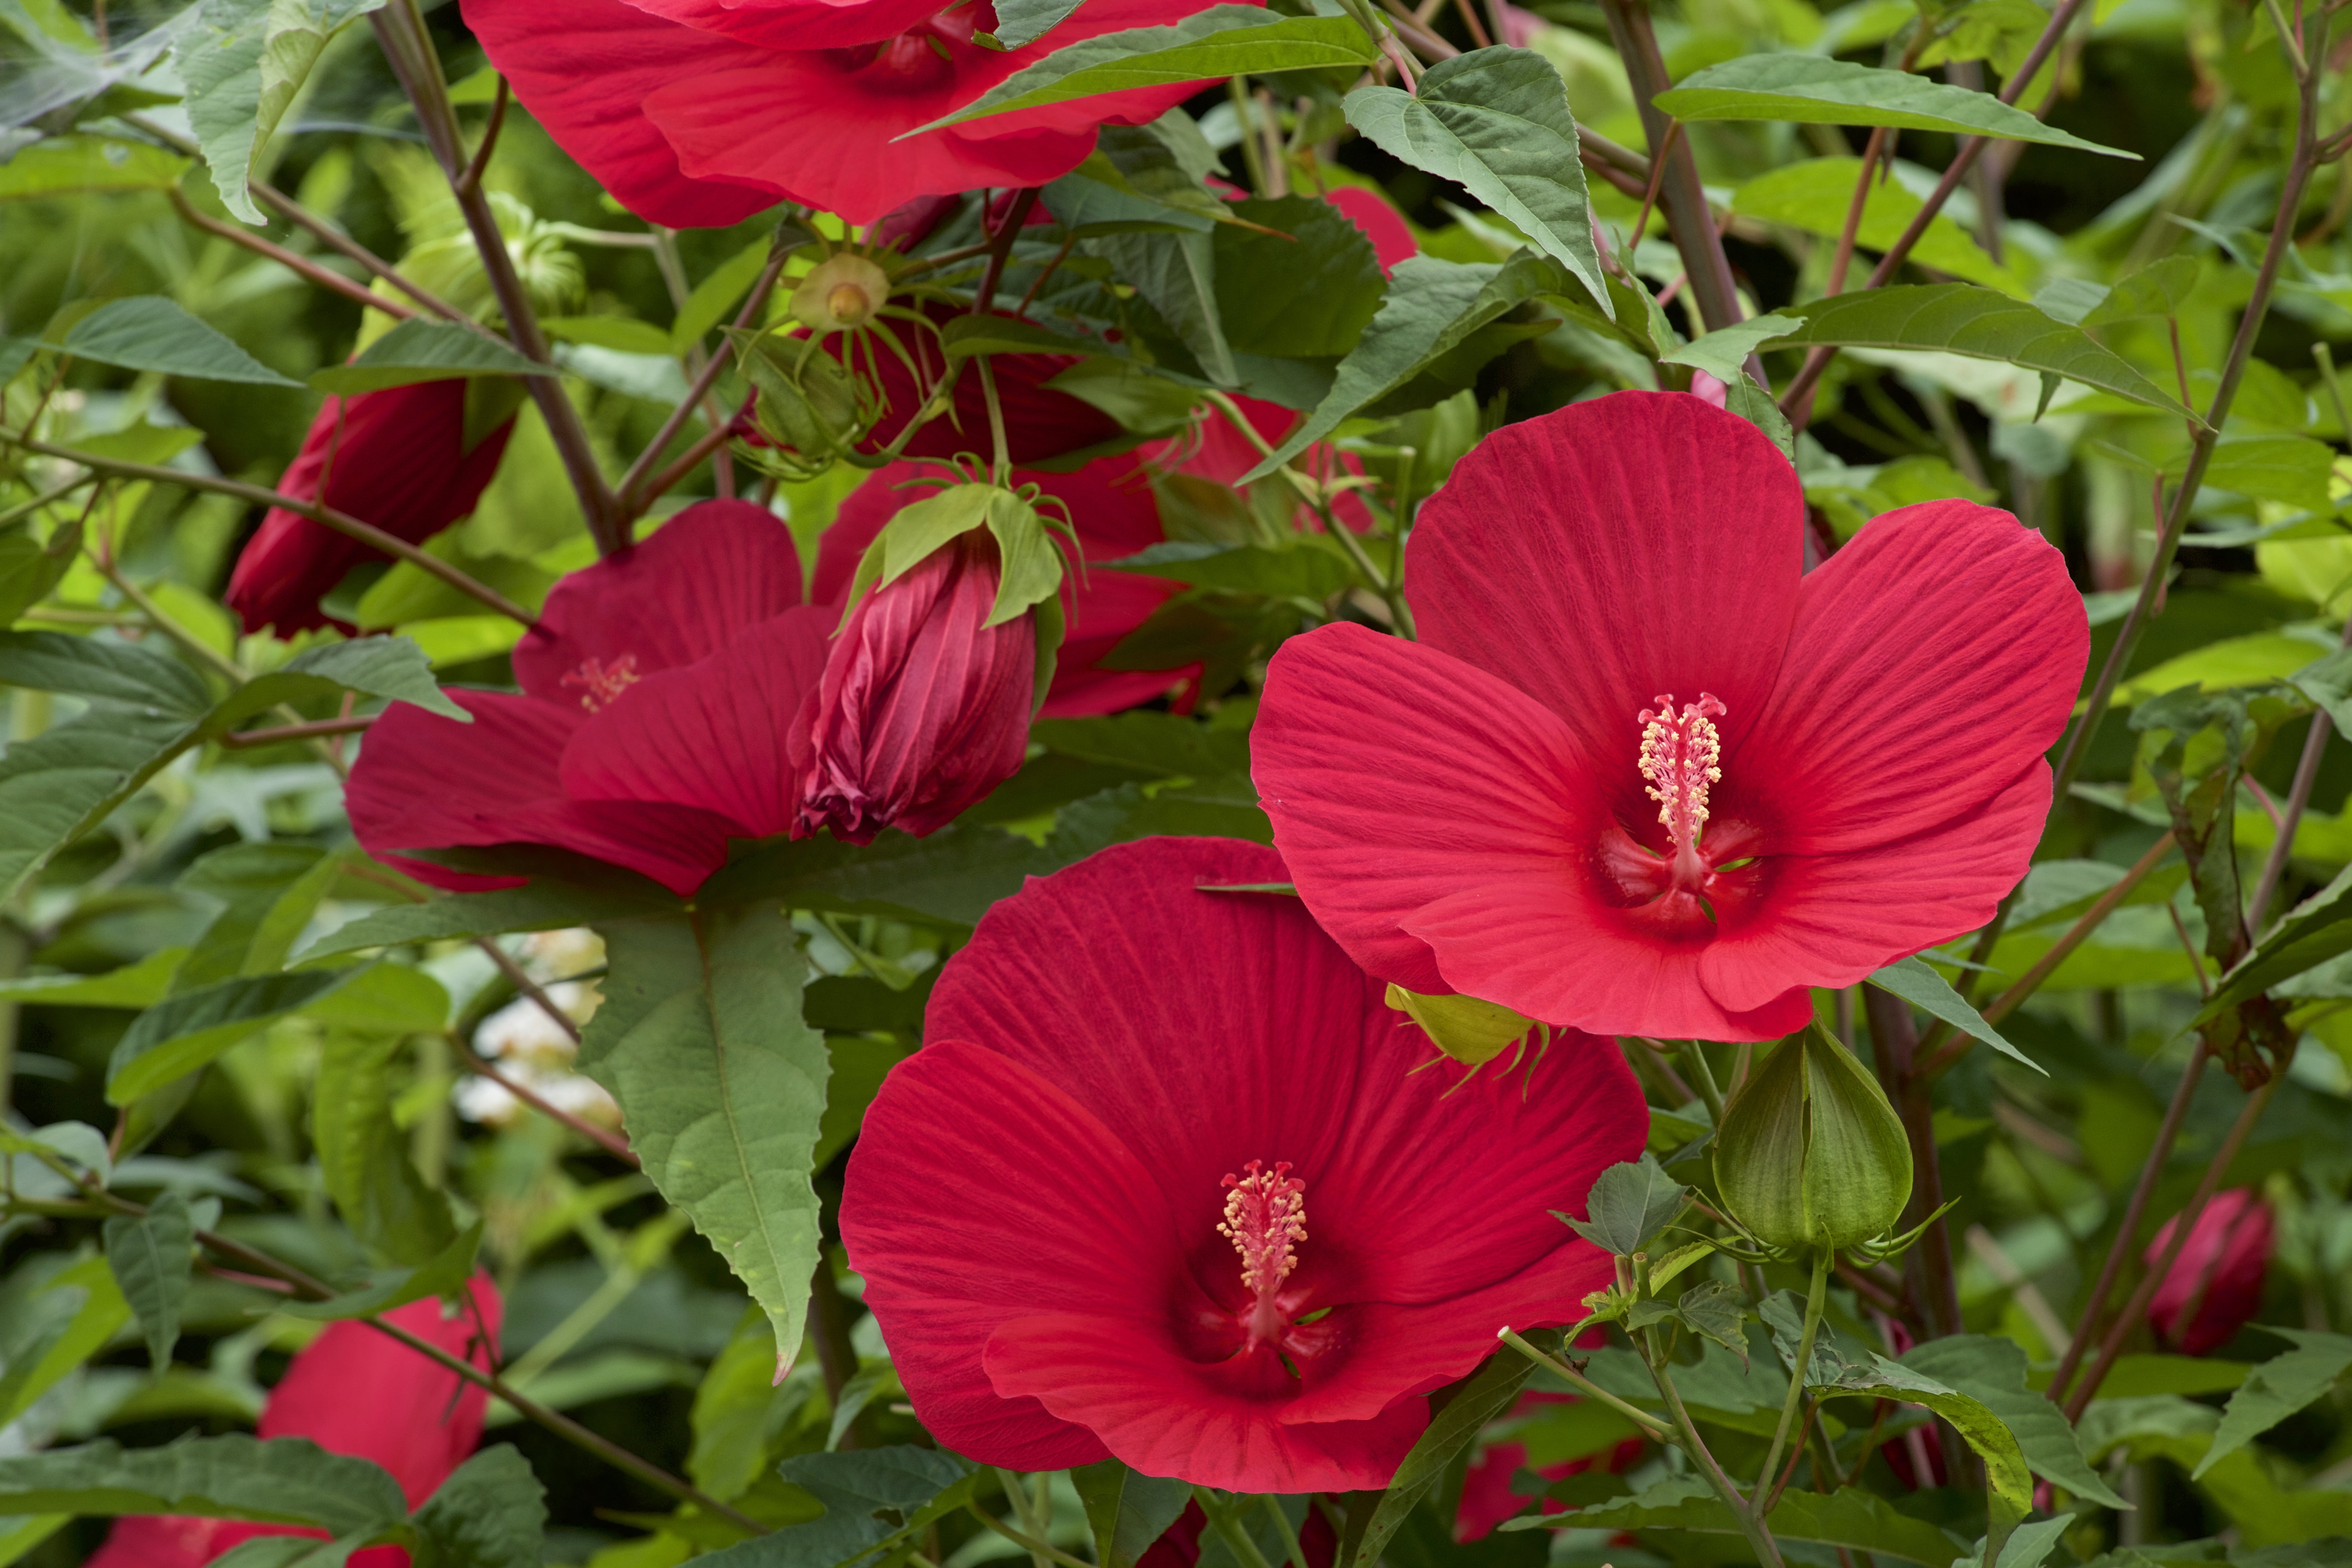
left=513, top=500, right=804, bottom=702
left=843, top=1038, right=1176, bottom=1473
left=639, top=0, right=1229, bottom=224
left=1405, top=390, right=1804, bottom=765
left=560, top=607, right=830, bottom=839
left=983, top=1310, right=1429, bottom=1492
left=347, top=694, right=735, bottom=896
left=461, top=0, right=784, bottom=228
left=1733, top=499, right=2087, bottom=854
left=621, top=0, right=946, bottom=50
left=1255, top=622, right=1596, bottom=999
left=1695, top=762, right=2052, bottom=1014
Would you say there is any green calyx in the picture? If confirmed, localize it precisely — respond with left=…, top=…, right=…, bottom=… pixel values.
left=1712, top=1022, right=1912, bottom=1253
left=1383, top=983, right=1535, bottom=1067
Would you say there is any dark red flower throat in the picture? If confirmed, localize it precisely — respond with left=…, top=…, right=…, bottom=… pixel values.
left=1594, top=691, right=1767, bottom=938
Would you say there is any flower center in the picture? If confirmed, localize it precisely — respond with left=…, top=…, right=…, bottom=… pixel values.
left=1219, top=1161, right=1305, bottom=1346
left=561, top=654, right=641, bottom=713
left=1638, top=692, right=1724, bottom=886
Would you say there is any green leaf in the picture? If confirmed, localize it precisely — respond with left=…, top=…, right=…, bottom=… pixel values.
left=1676, top=1279, right=1753, bottom=1360
left=0, top=514, right=83, bottom=625
left=1348, top=1334, right=1556, bottom=1566
left=1867, top=955, right=2043, bottom=1072
left=0, top=1256, right=131, bottom=1429
left=1097, top=228, right=1236, bottom=386
left=1239, top=252, right=1559, bottom=483
left=205, top=636, right=471, bottom=734
left=698, top=1448, right=977, bottom=1567
left=0, top=136, right=192, bottom=199
left=1031, top=711, right=1252, bottom=777
left=1510, top=1475, right=1965, bottom=1568
left=1759, top=284, right=2190, bottom=416
left=316, top=1026, right=456, bottom=1265
left=102, top=1192, right=193, bottom=1372
left=308, top=319, right=544, bottom=394
left=1104, top=539, right=1354, bottom=598
left=297, top=874, right=679, bottom=963
left=1073, top=1461, right=1194, bottom=1568
left=106, top=968, right=363, bottom=1106
left=53, top=297, right=302, bottom=386
left=0, top=629, right=212, bottom=710
left=178, top=843, right=344, bottom=987
left=410, top=1446, right=546, bottom=1568
left=2201, top=858, right=2352, bottom=1019
left=0, top=947, right=187, bottom=1007
left=1902, top=1335, right=2130, bottom=1507
left=2194, top=1330, right=2352, bottom=1479
left=1661, top=314, right=1805, bottom=383
left=673, top=237, right=775, bottom=355
left=578, top=906, right=831, bottom=1378
left=1732, top=160, right=2021, bottom=294
left=914, top=7, right=1378, bottom=130
left=276, top=1221, right=484, bottom=1320
left=0, top=1435, right=408, bottom=1537
left=1564, top=1153, right=1689, bottom=1254
left=1214, top=195, right=1389, bottom=360
left=1654, top=55, right=2136, bottom=156
left=173, top=0, right=389, bottom=224
left=1343, top=48, right=1609, bottom=314
left=2204, top=433, right=2336, bottom=511
left=984, top=0, right=1086, bottom=47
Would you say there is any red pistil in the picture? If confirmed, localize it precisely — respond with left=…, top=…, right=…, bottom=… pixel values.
left=1219, top=1161, right=1306, bottom=1348
left=560, top=654, right=641, bottom=713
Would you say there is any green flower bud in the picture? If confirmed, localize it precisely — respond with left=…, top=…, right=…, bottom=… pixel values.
left=1712, top=1022, right=1912, bottom=1253
left=1384, top=983, right=1535, bottom=1067
left=791, top=254, right=891, bottom=333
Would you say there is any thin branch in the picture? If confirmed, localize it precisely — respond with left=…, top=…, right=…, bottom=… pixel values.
left=455, top=1041, right=634, bottom=1162
left=3, top=432, right=539, bottom=627
left=454, top=75, right=510, bottom=199
left=976, top=188, right=1042, bottom=313
left=169, top=188, right=410, bottom=319
left=218, top=715, right=377, bottom=749
left=616, top=239, right=793, bottom=519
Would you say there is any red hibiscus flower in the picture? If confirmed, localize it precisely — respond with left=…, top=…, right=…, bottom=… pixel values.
left=462, top=0, right=1238, bottom=228
left=794, top=528, right=1036, bottom=843
left=227, top=382, right=514, bottom=636
left=2147, top=1188, right=2275, bottom=1355
left=841, top=836, right=1645, bottom=1492
left=1253, top=391, right=2087, bottom=1042
left=815, top=456, right=1190, bottom=719
left=348, top=499, right=826, bottom=895
left=87, top=1282, right=501, bottom=1568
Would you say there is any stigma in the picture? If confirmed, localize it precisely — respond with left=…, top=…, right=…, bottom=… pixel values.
left=562, top=654, right=642, bottom=713
left=1638, top=692, right=1725, bottom=867
left=1219, top=1161, right=1307, bottom=1301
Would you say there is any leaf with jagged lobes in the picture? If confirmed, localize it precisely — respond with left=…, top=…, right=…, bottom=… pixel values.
left=578, top=906, right=832, bottom=1380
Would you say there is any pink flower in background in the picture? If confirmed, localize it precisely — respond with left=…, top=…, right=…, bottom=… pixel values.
left=2147, top=1188, right=2275, bottom=1355
left=87, top=1283, right=502, bottom=1568
left=227, top=382, right=513, bottom=636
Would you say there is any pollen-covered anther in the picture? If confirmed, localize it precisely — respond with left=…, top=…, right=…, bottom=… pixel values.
left=561, top=653, right=642, bottom=713
left=1637, top=692, right=1726, bottom=851
left=1218, top=1160, right=1307, bottom=1296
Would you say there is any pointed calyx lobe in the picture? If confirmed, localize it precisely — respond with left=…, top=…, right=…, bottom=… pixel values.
left=840, top=837, right=1645, bottom=1494
left=1253, top=391, right=2089, bottom=1043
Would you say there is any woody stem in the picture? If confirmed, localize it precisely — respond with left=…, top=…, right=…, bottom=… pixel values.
left=1642, top=1326, right=1784, bottom=1568
left=1756, top=1249, right=1829, bottom=1494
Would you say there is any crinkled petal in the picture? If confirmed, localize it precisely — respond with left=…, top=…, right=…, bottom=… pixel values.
left=1693, top=763, right=2052, bottom=1014
left=560, top=607, right=830, bottom=839
left=983, top=1310, right=1428, bottom=1492
left=348, top=693, right=734, bottom=896
left=514, top=499, right=804, bottom=701
left=1732, top=500, right=2088, bottom=854
left=461, top=0, right=784, bottom=227
left=1406, top=391, right=1803, bottom=764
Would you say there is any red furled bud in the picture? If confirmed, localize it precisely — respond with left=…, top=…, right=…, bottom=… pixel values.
left=794, top=530, right=1034, bottom=844
left=226, top=381, right=514, bottom=635
left=2146, top=1188, right=2275, bottom=1355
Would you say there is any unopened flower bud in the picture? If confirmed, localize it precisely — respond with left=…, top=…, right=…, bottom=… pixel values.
left=1384, top=984, right=1535, bottom=1067
left=1713, top=1022, right=1912, bottom=1253
left=793, top=254, right=891, bottom=333
left=793, top=530, right=1035, bottom=845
